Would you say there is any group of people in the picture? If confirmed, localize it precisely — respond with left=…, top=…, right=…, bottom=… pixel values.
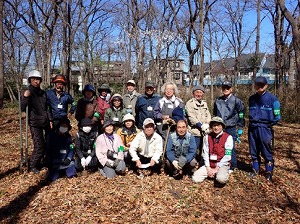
left=21, top=69, right=281, bottom=185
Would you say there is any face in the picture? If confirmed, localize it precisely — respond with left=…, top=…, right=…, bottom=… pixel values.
left=100, top=91, right=107, bottom=97
left=112, top=98, right=121, bottom=107
left=176, top=121, right=187, bottom=137
left=143, top=123, right=155, bottom=137
left=211, top=122, right=223, bottom=135
left=124, top=120, right=134, bottom=128
left=164, top=84, right=175, bottom=98
left=255, top=83, right=268, bottom=95
left=30, top=77, right=41, bottom=88
left=127, top=83, right=135, bottom=92
left=145, top=86, right=155, bottom=95
left=222, top=86, right=233, bottom=97
left=55, top=82, right=64, bottom=93
left=104, top=124, right=114, bottom=134
left=193, top=90, right=204, bottom=100
left=84, top=90, right=94, bottom=99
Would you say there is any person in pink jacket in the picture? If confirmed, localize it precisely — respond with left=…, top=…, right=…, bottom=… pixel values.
left=95, top=119, right=126, bottom=178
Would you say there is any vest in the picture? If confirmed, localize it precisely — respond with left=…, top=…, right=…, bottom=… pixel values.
left=170, top=132, right=191, bottom=158
left=208, top=132, right=230, bottom=168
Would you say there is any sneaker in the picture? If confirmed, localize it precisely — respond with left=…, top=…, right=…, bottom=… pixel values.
left=249, top=171, right=257, bottom=178
left=30, top=167, right=40, bottom=174
left=266, top=173, right=273, bottom=182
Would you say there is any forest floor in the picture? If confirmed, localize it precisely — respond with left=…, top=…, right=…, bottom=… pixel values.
left=0, top=107, right=299, bottom=223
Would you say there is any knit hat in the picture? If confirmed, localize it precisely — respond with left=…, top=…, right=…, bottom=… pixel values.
left=172, top=107, right=185, bottom=123
left=143, top=118, right=155, bottom=128
left=209, top=116, right=225, bottom=129
left=122, top=113, right=135, bottom=123
left=192, top=85, right=205, bottom=93
left=59, top=117, right=72, bottom=130
left=255, top=76, right=267, bottom=85
left=80, top=118, right=93, bottom=127
left=98, top=83, right=111, bottom=93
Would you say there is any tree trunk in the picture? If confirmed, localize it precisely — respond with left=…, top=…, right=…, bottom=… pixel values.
left=0, top=0, right=3, bottom=108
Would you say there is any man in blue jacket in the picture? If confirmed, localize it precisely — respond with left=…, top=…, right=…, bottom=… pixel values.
left=135, top=80, right=161, bottom=129
left=165, top=120, right=197, bottom=179
left=213, top=81, right=245, bottom=172
left=46, top=74, right=76, bottom=130
left=249, top=76, right=281, bottom=182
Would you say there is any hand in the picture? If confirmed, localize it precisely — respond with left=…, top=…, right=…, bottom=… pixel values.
left=201, top=123, right=210, bottom=135
left=178, top=156, right=187, bottom=168
left=136, top=160, right=142, bottom=168
left=50, top=121, right=53, bottom=129
left=113, top=159, right=120, bottom=168
left=150, top=159, right=156, bottom=166
left=105, top=160, right=114, bottom=168
left=162, top=115, right=169, bottom=120
left=81, top=158, right=86, bottom=168
left=23, top=90, right=30, bottom=97
left=172, top=160, right=181, bottom=170
left=85, top=156, right=92, bottom=166
left=196, top=122, right=202, bottom=129
left=67, top=113, right=72, bottom=118
left=62, top=158, right=71, bottom=166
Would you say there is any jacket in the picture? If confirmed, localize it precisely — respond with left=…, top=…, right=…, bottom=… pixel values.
left=153, top=96, right=184, bottom=122
left=135, top=93, right=161, bottom=129
left=46, top=89, right=76, bottom=120
left=96, top=96, right=110, bottom=121
left=203, top=131, right=233, bottom=168
left=249, top=91, right=281, bottom=127
left=104, top=107, right=127, bottom=128
left=75, top=97, right=99, bottom=126
left=213, top=94, right=245, bottom=128
left=116, top=126, right=140, bottom=150
left=166, top=132, right=196, bottom=163
left=46, top=131, right=74, bottom=169
left=75, top=130, right=98, bottom=159
left=185, top=98, right=211, bottom=136
left=21, top=85, right=50, bottom=128
left=129, top=131, right=163, bottom=163
left=123, top=90, right=141, bottom=116
left=95, top=133, right=124, bottom=166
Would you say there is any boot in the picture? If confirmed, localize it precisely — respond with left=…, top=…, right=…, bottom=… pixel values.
left=266, top=172, right=273, bottom=182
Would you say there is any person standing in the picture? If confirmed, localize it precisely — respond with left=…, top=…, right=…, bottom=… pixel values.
left=75, top=84, right=99, bottom=131
left=213, top=81, right=245, bottom=172
left=21, top=70, right=51, bottom=174
left=96, top=83, right=111, bottom=133
left=185, top=85, right=211, bottom=160
left=123, top=80, right=140, bottom=116
left=47, top=74, right=76, bottom=130
left=192, top=117, right=233, bottom=186
left=165, top=120, right=197, bottom=179
left=153, top=82, right=184, bottom=140
left=104, top=94, right=127, bottom=129
left=248, top=76, right=281, bottom=182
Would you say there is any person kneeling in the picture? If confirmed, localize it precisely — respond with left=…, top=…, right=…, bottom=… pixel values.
left=46, top=118, right=76, bottom=181
left=75, top=118, right=99, bottom=172
left=192, top=117, right=233, bottom=186
left=129, top=118, right=163, bottom=176
left=165, top=120, right=197, bottom=179
left=95, top=120, right=126, bottom=178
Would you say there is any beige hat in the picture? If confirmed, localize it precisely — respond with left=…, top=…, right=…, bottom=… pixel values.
left=127, top=80, right=136, bottom=85
left=143, top=118, right=155, bottom=128
left=122, top=113, right=135, bottom=123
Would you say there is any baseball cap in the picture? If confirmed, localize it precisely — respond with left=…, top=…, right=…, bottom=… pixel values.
left=222, top=81, right=232, bottom=87
left=145, top=80, right=155, bottom=88
left=255, top=76, right=267, bottom=85
left=143, top=118, right=155, bottom=128
left=127, top=80, right=136, bottom=85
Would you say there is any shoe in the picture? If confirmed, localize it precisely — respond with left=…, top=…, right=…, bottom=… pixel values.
left=266, top=173, right=273, bottom=182
left=30, top=167, right=40, bottom=174
left=249, top=171, right=257, bottom=178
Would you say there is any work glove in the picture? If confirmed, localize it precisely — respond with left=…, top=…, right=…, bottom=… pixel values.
left=62, top=158, right=71, bottom=166
left=105, top=159, right=115, bottom=168
left=172, top=160, right=181, bottom=170
left=81, top=157, right=86, bottom=168
left=85, top=156, right=92, bottom=166
left=201, top=123, right=210, bottom=135
left=178, top=156, right=187, bottom=168
left=113, top=159, right=120, bottom=168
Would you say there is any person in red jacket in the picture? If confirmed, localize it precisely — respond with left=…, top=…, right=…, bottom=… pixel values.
left=192, top=117, right=233, bottom=186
